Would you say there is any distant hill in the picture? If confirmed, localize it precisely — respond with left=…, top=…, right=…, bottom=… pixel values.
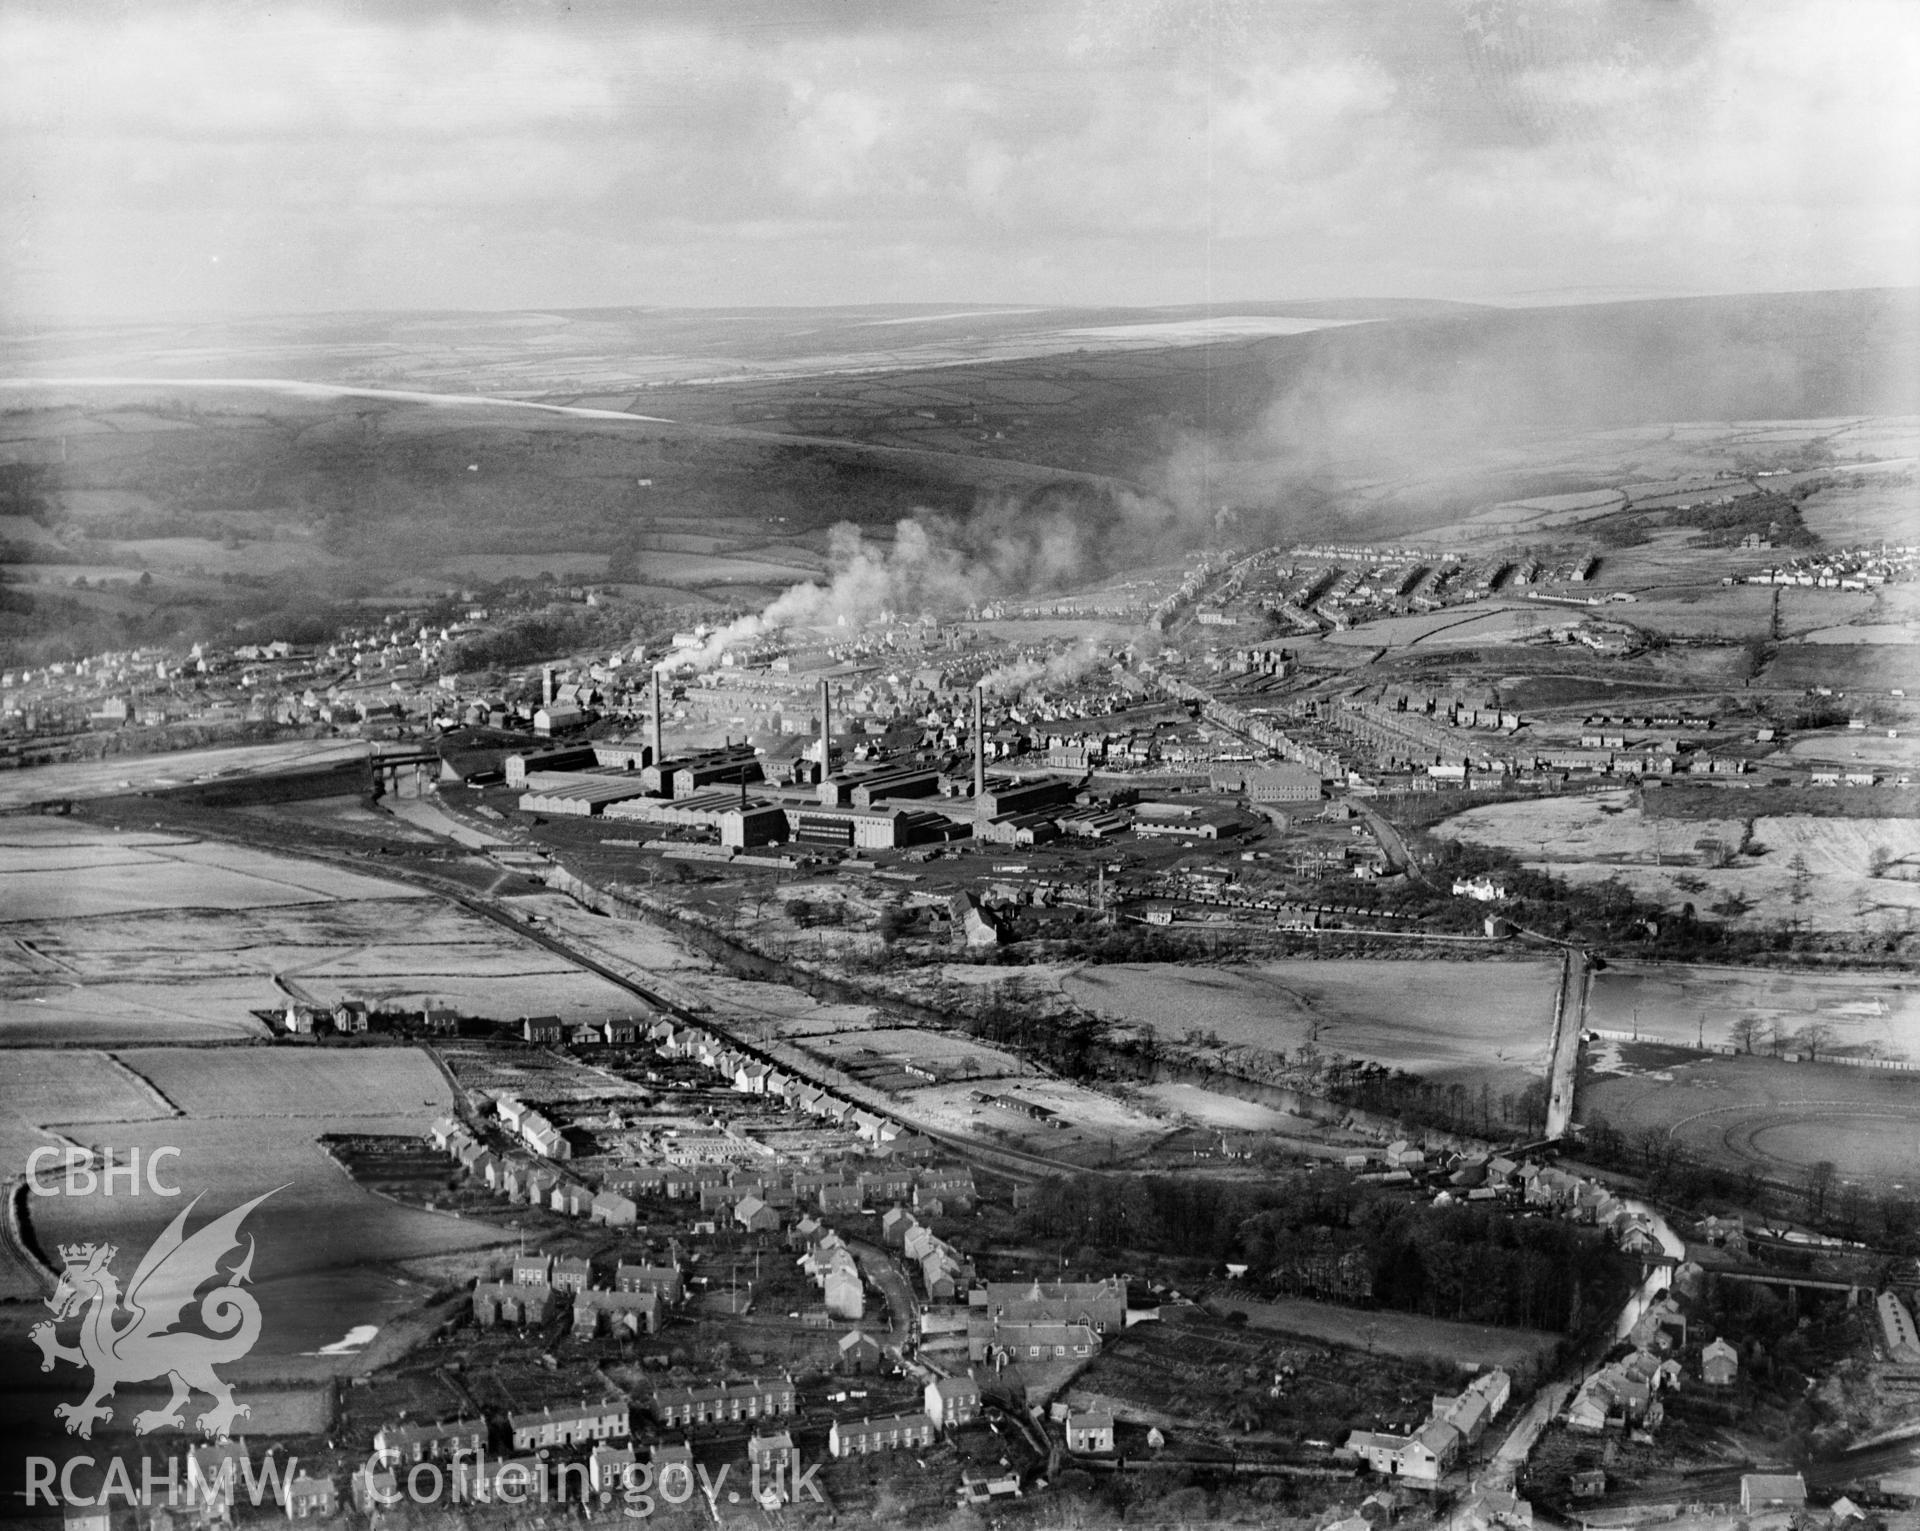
left=1, top=288, right=1913, bottom=663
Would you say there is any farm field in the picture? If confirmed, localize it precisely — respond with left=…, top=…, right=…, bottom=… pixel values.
left=1434, top=794, right=1920, bottom=932
left=0, top=820, right=430, bottom=919
left=1579, top=1051, right=1920, bottom=1190
left=117, top=1046, right=451, bottom=1118
left=1613, top=585, right=1872, bottom=639
left=1588, top=962, right=1920, bottom=1063
left=0, top=737, right=368, bottom=809
left=16, top=1045, right=510, bottom=1367
left=0, top=828, right=647, bottom=1042
left=1062, top=958, right=1561, bottom=1095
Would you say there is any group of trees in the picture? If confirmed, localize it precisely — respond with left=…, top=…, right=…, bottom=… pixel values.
left=1017, top=1168, right=1634, bottom=1338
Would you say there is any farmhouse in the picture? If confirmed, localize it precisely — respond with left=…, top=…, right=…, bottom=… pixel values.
left=591, top=1190, right=639, bottom=1228
left=589, top=1445, right=636, bottom=1495
left=747, top=1431, right=797, bottom=1477
left=926, top=1374, right=982, bottom=1430
left=573, top=1287, right=662, bottom=1337
left=838, top=1329, right=883, bottom=1373
left=281, top=1473, right=337, bottom=1521
left=1066, top=1409, right=1116, bottom=1454
left=1741, top=1475, right=1807, bottom=1515
left=473, top=1280, right=553, bottom=1326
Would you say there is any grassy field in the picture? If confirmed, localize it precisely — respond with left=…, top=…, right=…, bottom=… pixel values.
left=1580, top=1051, right=1920, bottom=1190
left=1202, top=1293, right=1559, bottom=1372
left=0, top=738, right=368, bottom=809
left=1434, top=793, right=1920, bottom=932
left=1062, top=958, right=1561, bottom=1093
left=1589, top=961, right=1920, bottom=1063
left=18, top=1044, right=510, bottom=1367
left=118, top=1046, right=451, bottom=1118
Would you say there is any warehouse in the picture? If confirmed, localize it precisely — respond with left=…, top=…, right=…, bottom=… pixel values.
left=518, top=775, right=658, bottom=816
left=505, top=745, right=597, bottom=786
left=1241, top=763, right=1325, bottom=802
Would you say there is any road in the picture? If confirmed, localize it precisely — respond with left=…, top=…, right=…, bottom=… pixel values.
left=1356, top=805, right=1425, bottom=885
left=1478, top=1381, right=1572, bottom=1493
left=1544, top=947, right=1588, bottom=1140
left=849, top=1237, right=917, bottom=1348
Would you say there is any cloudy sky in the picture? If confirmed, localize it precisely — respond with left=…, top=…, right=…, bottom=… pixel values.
left=3, top=0, right=1916, bottom=320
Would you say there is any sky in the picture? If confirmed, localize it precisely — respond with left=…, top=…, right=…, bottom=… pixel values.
left=2, top=0, right=1917, bottom=321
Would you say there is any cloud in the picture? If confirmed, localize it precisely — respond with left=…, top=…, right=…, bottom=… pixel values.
left=1, top=0, right=1914, bottom=319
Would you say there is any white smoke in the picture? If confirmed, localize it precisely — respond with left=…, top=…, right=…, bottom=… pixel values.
left=978, top=638, right=1108, bottom=697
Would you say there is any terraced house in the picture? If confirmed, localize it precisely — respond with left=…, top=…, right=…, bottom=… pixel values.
left=650, top=1375, right=796, bottom=1428
left=829, top=1412, right=936, bottom=1457
left=373, top=1417, right=486, bottom=1465
left=509, top=1398, right=631, bottom=1451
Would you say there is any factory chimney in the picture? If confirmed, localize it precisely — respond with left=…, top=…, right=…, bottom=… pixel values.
left=818, top=678, right=832, bottom=775
left=973, top=683, right=986, bottom=816
left=542, top=667, right=556, bottom=707
left=650, top=671, right=664, bottom=767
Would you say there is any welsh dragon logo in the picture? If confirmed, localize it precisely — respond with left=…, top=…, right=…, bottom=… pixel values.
left=31, top=1188, right=281, bottom=1440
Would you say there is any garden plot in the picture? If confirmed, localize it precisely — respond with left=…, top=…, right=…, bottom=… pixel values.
left=440, top=1043, right=648, bottom=1102
left=1063, top=959, right=1560, bottom=1094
